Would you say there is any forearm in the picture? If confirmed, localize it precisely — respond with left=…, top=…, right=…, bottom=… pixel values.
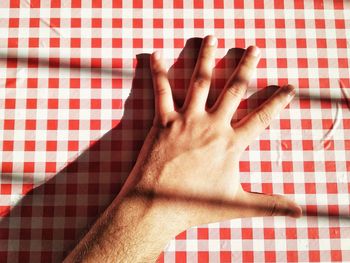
left=63, top=188, right=178, bottom=263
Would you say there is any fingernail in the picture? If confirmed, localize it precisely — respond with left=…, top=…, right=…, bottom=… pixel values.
left=207, top=36, right=217, bottom=46
left=282, top=85, right=296, bottom=100
left=289, top=206, right=302, bottom=218
left=247, top=46, right=260, bottom=57
left=153, top=51, right=161, bottom=60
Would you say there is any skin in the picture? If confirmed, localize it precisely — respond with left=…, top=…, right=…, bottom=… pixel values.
left=64, top=35, right=302, bottom=263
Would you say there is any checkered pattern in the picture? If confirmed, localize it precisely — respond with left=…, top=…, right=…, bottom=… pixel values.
left=0, top=0, right=349, bottom=262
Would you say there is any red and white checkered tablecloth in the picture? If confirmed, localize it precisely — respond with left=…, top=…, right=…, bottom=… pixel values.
left=0, top=0, right=350, bottom=262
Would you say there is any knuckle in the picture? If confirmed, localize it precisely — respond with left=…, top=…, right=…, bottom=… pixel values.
left=152, top=63, right=162, bottom=75
left=151, top=63, right=163, bottom=75
left=155, top=86, right=168, bottom=96
left=182, top=111, right=206, bottom=130
left=266, top=197, right=278, bottom=216
left=183, top=113, right=196, bottom=127
left=226, top=136, right=238, bottom=151
left=257, top=109, right=272, bottom=126
left=226, top=83, right=244, bottom=98
left=192, top=73, right=211, bottom=88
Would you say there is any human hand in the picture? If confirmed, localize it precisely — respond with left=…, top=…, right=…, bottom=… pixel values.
left=64, top=35, right=303, bottom=263
left=123, top=35, right=302, bottom=232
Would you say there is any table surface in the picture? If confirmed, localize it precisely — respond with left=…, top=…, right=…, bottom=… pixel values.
left=0, top=0, right=350, bottom=262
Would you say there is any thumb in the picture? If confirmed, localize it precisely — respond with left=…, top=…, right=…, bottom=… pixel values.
left=238, top=191, right=302, bottom=218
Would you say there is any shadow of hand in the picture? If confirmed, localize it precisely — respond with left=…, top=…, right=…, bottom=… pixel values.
left=0, top=38, right=288, bottom=263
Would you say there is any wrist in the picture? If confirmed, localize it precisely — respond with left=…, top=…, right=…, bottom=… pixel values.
left=110, top=188, right=183, bottom=262
left=116, top=156, right=192, bottom=236
left=115, top=186, right=185, bottom=235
